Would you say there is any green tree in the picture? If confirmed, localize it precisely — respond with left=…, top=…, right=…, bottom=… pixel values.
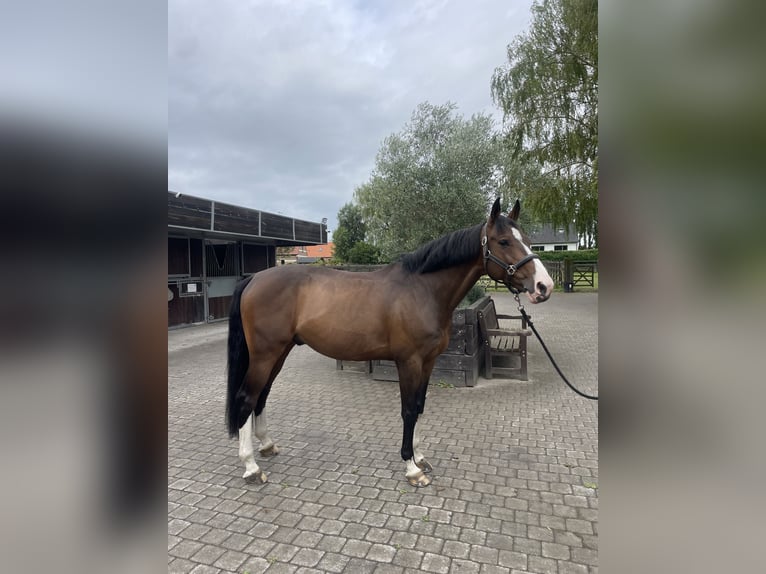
left=355, top=102, right=502, bottom=260
left=347, top=241, right=381, bottom=264
left=491, top=0, right=598, bottom=245
left=332, top=202, right=367, bottom=263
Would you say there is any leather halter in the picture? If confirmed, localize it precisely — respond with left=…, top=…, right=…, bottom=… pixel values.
left=480, top=225, right=540, bottom=288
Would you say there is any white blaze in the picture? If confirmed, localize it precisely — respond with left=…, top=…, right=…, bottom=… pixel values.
left=512, top=227, right=554, bottom=300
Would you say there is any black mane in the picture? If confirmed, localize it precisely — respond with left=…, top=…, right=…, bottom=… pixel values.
left=400, top=223, right=484, bottom=274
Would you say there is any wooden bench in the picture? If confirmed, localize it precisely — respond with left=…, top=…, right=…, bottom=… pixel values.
left=477, top=298, right=532, bottom=380
left=335, top=359, right=372, bottom=374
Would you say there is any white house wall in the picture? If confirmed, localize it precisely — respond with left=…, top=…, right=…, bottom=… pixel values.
left=531, top=241, right=579, bottom=251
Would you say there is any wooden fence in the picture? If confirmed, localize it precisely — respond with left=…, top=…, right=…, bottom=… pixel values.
left=479, top=260, right=597, bottom=291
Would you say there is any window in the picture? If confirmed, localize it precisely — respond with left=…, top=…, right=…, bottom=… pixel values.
left=554, top=245, right=568, bottom=251
left=531, top=245, right=545, bottom=252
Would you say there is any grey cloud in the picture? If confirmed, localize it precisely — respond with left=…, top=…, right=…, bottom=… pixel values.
left=169, top=0, right=533, bottom=230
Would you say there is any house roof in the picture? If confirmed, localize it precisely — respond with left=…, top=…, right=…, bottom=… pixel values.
left=304, top=243, right=334, bottom=258
left=285, top=243, right=335, bottom=258
left=528, top=224, right=579, bottom=245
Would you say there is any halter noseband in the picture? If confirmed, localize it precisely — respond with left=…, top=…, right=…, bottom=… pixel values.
left=481, top=226, right=539, bottom=291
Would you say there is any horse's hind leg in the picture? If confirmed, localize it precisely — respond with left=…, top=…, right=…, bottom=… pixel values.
left=238, top=346, right=293, bottom=483
left=238, top=360, right=276, bottom=483
left=238, top=412, right=266, bottom=483
left=254, top=382, right=278, bottom=457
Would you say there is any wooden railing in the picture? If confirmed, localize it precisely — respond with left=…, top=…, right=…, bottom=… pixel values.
left=479, top=260, right=597, bottom=291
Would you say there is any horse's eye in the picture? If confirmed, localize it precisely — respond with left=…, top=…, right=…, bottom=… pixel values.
left=498, top=240, right=510, bottom=247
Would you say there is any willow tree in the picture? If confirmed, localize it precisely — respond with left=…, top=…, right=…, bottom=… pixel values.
left=355, top=102, right=501, bottom=260
left=492, top=0, right=598, bottom=245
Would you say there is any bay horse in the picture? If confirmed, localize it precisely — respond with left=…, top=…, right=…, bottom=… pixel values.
left=226, top=198, right=554, bottom=487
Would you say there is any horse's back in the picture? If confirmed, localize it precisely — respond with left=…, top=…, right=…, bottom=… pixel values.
left=243, top=264, right=393, bottom=304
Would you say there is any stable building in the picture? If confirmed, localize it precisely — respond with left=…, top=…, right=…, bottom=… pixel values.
left=168, top=191, right=328, bottom=328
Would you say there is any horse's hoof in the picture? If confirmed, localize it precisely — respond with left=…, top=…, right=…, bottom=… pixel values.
left=407, top=471, right=432, bottom=488
left=244, top=470, right=268, bottom=484
left=415, top=459, right=433, bottom=474
left=259, top=444, right=279, bottom=458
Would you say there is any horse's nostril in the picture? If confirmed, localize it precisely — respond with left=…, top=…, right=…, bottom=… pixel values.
left=537, top=282, right=547, bottom=295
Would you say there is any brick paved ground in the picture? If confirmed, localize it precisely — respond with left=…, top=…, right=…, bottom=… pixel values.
left=169, top=291, right=598, bottom=574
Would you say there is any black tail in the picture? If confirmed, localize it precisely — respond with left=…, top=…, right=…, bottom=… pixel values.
left=226, top=276, right=254, bottom=437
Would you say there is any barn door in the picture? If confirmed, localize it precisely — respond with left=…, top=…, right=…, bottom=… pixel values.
left=205, top=241, right=240, bottom=321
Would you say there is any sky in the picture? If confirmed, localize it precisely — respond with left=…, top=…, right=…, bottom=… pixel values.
left=168, top=0, right=534, bottom=235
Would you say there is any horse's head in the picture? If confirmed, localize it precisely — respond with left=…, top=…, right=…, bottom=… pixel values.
left=482, top=198, right=555, bottom=304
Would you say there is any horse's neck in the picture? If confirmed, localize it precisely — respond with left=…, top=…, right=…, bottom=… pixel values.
left=421, top=257, right=485, bottom=317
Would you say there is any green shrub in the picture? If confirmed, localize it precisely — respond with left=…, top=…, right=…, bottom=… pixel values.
left=538, top=248, right=598, bottom=262
left=458, top=284, right=486, bottom=308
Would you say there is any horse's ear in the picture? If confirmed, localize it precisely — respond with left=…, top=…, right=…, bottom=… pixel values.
left=509, top=199, right=520, bottom=222
left=489, top=197, right=501, bottom=224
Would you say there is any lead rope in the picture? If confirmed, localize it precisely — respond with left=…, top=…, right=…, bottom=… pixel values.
left=512, top=293, right=599, bottom=401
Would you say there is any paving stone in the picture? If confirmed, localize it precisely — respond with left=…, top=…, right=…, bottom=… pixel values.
left=315, top=552, right=349, bottom=573
left=485, top=533, right=514, bottom=552
left=190, top=544, right=227, bottom=565
left=422, top=552, right=452, bottom=573
left=571, top=546, right=598, bottom=565
left=443, top=540, right=471, bottom=559
left=170, top=539, right=205, bottom=559
left=316, top=535, right=347, bottom=553
left=469, top=545, right=499, bottom=564
left=392, top=548, right=424, bottom=569
left=169, top=558, right=198, bottom=573
left=169, top=518, right=192, bottom=535
left=291, top=547, right=324, bottom=567
left=269, top=542, right=300, bottom=562
left=390, top=531, right=419, bottom=549
left=292, top=530, right=323, bottom=548
left=449, top=559, right=480, bottom=574
left=213, top=549, right=248, bottom=570
left=244, top=537, right=277, bottom=556
left=527, top=554, right=558, bottom=574
left=341, top=539, right=372, bottom=559
left=459, top=529, right=487, bottom=546
left=498, top=550, right=527, bottom=570
left=367, top=543, right=397, bottom=562
left=557, top=561, right=590, bottom=574
left=365, top=527, right=393, bottom=544
left=340, top=522, right=369, bottom=540
left=343, top=558, right=377, bottom=573
left=565, top=518, right=594, bottom=535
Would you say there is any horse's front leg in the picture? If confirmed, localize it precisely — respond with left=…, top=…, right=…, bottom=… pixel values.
left=413, top=360, right=434, bottom=474
left=413, top=419, right=432, bottom=474
left=397, top=358, right=431, bottom=487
